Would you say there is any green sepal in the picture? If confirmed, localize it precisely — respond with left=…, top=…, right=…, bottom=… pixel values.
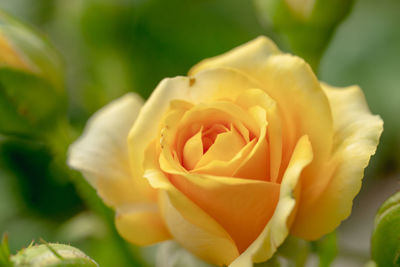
left=0, top=234, right=13, bottom=267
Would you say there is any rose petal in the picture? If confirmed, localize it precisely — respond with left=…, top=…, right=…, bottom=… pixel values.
left=68, top=93, right=155, bottom=206
left=68, top=93, right=170, bottom=245
left=291, top=84, right=383, bottom=239
left=195, top=126, right=246, bottom=168
left=166, top=173, right=280, bottom=253
left=182, top=128, right=203, bottom=170
left=235, top=89, right=282, bottom=182
left=259, top=55, right=333, bottom=203
left=232, top=106, right=269, bottom=181
left=230, top=135, right=313, bottom=267
left=191, top=139, right=256, bottom=177
left=115, top=204, right=170, bottom=245
left=144, top=168, right=240, bottom=266
left=189, top=36, right=281, bottom=76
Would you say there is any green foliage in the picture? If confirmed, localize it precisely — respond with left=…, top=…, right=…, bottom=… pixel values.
left=372, top=191, right=400, bottom=267
left=312, top=231, right=337, bottom=267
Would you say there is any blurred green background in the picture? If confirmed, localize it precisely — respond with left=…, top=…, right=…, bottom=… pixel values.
left=0, top=0, right=398, bottom=266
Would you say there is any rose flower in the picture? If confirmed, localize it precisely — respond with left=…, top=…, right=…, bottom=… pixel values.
left=68, top=37, right=383, bottom=266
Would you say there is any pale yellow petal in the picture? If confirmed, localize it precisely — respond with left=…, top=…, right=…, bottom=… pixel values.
left=291, top=84, right=383, bottom=239
left=230, top=135, right=313, bottom=267
left=255, top=55, right=333, bottom=205
left=115, top=204, right=171, bottom=245
left=189, top=36, right=281, bottom=76
left=68, top=93, right=155, bottom=206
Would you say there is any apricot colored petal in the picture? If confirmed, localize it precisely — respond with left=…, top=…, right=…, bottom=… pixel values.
left=183, top=129, right=203, bottom=170
left=191, top=139, right=256, bottom=177
left=292, top=84, right=383, bottom=239
left=267, top=104, right=283, bottom=182
left=235, top=88, right=283, bottom=181
left=196, top=127, right=245, bottom=168
left=159, top=158, right=281, bottom=254
left=115, top=204, right=171, bottom=245
left=229, top=135, right=313, bottom=267
left=68, top=93, right=155, bottom=206
left=189, top=36, right=280, bottom=76
left=232, top=106, right=269, bottom=181
left=128, top=68, right=259, bottom=187
left=144, top=169, right=240, bottom=266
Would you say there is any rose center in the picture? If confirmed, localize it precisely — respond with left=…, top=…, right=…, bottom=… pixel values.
left=201, top=123, right=229, bottom=153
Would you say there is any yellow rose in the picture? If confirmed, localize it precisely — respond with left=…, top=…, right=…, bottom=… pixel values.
left=68, top=37, right=383, bottom=266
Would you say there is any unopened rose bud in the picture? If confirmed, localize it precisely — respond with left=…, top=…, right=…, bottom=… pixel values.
left=10, top=243, right=98, bottom=267
left=0, top=10, right=64, bottom=89
left=372, top=192, right=400, bottom=267
left=284, top=0, right=315, bottom=20
left=254, top=0, right=354, bottom=70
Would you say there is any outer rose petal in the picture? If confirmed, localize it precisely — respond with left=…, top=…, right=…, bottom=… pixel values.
left=230, top=135, right=313, bottom=267
left=291, top=84, right=383, bottom=239
left=115, top=204, right=170, bottom=246
left=189, top=36, right=281, bottom=76
left=68, top=93, right=169, bottom=244
left=144, top=169, right=240, bottom=266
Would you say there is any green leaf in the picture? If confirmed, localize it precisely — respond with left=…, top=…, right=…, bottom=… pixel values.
left=312, top=231, right=337, bottom=267
left=372, top=191, right=400, bottom=267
